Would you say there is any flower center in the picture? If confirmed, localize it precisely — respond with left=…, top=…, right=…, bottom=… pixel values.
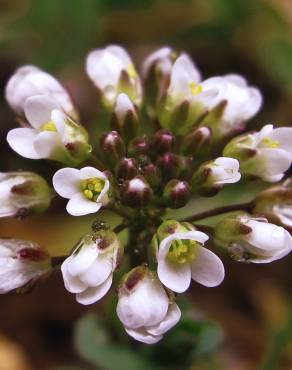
left=40, top=121, right=57, bottom=132
left=189, top=82, right=202, bottom=96
left=127, top=63, right=137, bottom=78
left=260, top=137, right=279, bottom=148
left=167, top=239, right=198, bottom=264
left=81, top=177, right=105, bottom=202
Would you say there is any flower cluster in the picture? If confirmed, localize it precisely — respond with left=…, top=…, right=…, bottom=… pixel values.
left=1, top=45, right=292, bottom=344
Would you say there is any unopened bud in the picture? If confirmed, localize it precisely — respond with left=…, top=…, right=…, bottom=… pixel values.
left=0, top=171, right=52, bottom=218
left=181, top=127, right=211, bottom=156
left=156, top=152, right=186, bottom=180
left=116, top=157, right=139, bottom=180
left=142, top=163, right=162, bottom=189
left=99, top=131, right=126, bottom=168
left=111, top=93, right=139, bottom=142
left=127, top=136, right=149, bottom=157
left=150, top=129, right=176, bottom=154
left=121, top=176, right=153, bottom=207
left=163, top=179, right=191, bottom=209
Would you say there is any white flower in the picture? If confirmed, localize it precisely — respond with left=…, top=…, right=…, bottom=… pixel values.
left=217, top=216, right=292, bottom=263
left=117, top=267, right=181, bottom=344
left=111, top=93, right=139, bottom=138
left=86, top=45, right=142, bottom=107
left=224, top=124, right=292, bottom=182
left=155, top=223, right=225, bottom=293
left=5, top=65, right=77, bottom=118
left=207, top=157, right=241, bottom=185
left=142, top=46, right=174, bottom=79
left=7, top=95, right=91, bottom=165
left=0, top=171, right=51, bottom=217
left=53, top=166, right=110, bottom=216
left=61, top=230, right=122, bottom=305
left=0, top=238, right=51, bottom=293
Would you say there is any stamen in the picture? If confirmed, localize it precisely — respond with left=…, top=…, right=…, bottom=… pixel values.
left=40, top=121, right=57, bottom=132
left=81, top=178, right=105, bottom=202
left=167, top=239, right=198, bottom=264
left=260, top=137, right=279, bottom=148
left=127, top=63, right=137, bottom=78
left=189, top=82, right=202, bottom=96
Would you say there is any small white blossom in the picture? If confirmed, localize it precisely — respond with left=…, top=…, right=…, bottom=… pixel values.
left=0, top=238, right=51, bottom=293
left=155, top=224, right=225, bottom=293
left=86, top=45, right=142, bottom=107
left=207, top=157, right=241, bottom=185
left=117, top=267, right=181, bottom=344
left=61, top=230, right=122, bottom=305
left=5, top=65, right=77, bottom=118
left=142, top=46, right=174, bottom=79
left=53, top=167, right=110, bottom=216
left=7, top=95, right=91, bottom=165
left=224, top=124, right=292, bottom=182
left=0, top=171, right=51, bottom=217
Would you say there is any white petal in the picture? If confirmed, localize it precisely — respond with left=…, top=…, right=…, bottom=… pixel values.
left=190, top=246, right=225, bottom=287
left=80, top=166, right=106, bottom=179
left=24, top=95, right=59, bottom=129
left=53, top=168, right=81, bottom=198
left=7, top=128, right=41, bottom=159
left=76, top=274, right=113, bottom=305
left=67, top=244, right=98, bottom=276
left=147, top=303, right=181, bottom=336
left=224, top=74, right=247, bottom=87
left=79, top=254, right=112, bottom=287
left=157, top=259, right=191, bottom=293
left=33, top=131, right=61, bottom=159
left=142, top=46, right=173, bottom=77
left=259, top=148, right=291, bottom=177
left=66, top=193, right=101, bottom=216
left=61, top=257, right=87, bottom=294
left=269, top=127, right=292, bottom=156
left=125, top=327, right=162, bottom=344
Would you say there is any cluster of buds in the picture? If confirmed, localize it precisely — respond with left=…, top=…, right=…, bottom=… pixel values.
left=1, top=45, right=292, bottom=345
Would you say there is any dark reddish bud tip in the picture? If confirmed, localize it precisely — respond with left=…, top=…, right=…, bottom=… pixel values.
left=150, top=129, right=176, bottom=154
left=99, top=131, right=126, bottom=167
left=116, top=157, right=139, bottom=180
left=163, top=179, right=191, bottom=209
left=156, top=152, right=184, bottom=180
left=121, top=176, right=153, bottom=208
left=128, top=136, right=149, bottom=156
left=18, top=248, right=50, bottom=262
left=142, top=163, right=162, bottom=189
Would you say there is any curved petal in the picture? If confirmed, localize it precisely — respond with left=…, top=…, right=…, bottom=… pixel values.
left=53, top=168, right=81, bottom=198
left=147, top=303, right=181, bottom=336
left=157, top=259, right=191, bottom=293
left=80, top=166, right=106, bottom=179
left=269, top=127, right=292, bottom=156
left=67, top=244, right=98, bottom=276
left=125, top=327, right=162, bottom=344
left=259, top=148, right=291, bottom=177
left=190, top=246, right=225, bottom=287
left=76, top=274, right=113, bottom=305
left=7, top=128, right=41, bottom=159
left=61, top=257, right=87, bottom=293
left=79, top=254, right=112, bottom=287
left=33, top=131, right=61, bottom=159
left=24, top=95, right=59, bottom=129
left=66, top=193, right=101, bottom=216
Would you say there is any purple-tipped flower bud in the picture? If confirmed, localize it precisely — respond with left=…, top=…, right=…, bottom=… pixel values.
left=150, top=129, right=176, bottom=154
left=163, top=179, right=191, bottom=209
left=116, top=157, right=139, bottom=180
left=142, top=163, right=162, bottom=189
left=156, top=152, right=185, bottom=180
left=99, top=131, right=126, bottom=168
left=127, top=136, right=149, bottom=157
left=181, top=127, right=212, bottom=156
left=121, top=176, right=153, bottom=207
left=111, top=93, right=139, bottom=142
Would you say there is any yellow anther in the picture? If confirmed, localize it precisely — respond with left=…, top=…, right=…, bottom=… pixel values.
left=81, top=177, right=105, bottom=202
left=127, top=63, right=137, bottom=78
left=167, top=239, right=198, bottom=264
left=260, top=137, right=280, bottom=148
left=189, top=82, right=202, bottom=96
left=40, top=121, right=57, bottom=132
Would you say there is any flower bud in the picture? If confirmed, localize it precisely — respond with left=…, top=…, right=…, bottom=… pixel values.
left=181, top=126, right=211, bottom=157
left=150, top=129, right=176, bottom=154
left=116, top=157, right=139, bottom=180
left=127, top=136, right=149, bottom=157
left=5, top=65, right=77, bottom=119
left=223, top=124, right=292, bottom=182
left=121, top=176, right=153, bottom=207
left=86, top=45, right=142, bottom=107
left=117, top=266, right=181, bottom=344
left=142, top=163, right=162, bottom=189
left=191, top=157, right=241, bottom=196
left=0, top=171, right=52, bottom=218
left=214, top=214, right=292, bottom=263
left=0, top=238, right=51, bottom=293
left=252, top=178, right=292, bottom=231
left=61, top=228, right=123, bottom=305
left=156, top=152, right=186, bottom=180
left=163, top=179, right=191, bottom=209
left=111, top=93, right=139, bottom=142
left=99, top=131, right=126, bottom=168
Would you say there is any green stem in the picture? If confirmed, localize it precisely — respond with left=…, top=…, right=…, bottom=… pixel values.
left=181, top=201, right=252, bottom=222
left=113, top=222, right=131, bottom=233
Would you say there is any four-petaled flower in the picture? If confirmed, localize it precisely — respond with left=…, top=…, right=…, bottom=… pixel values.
left=53, top=167, right=110, bottom=216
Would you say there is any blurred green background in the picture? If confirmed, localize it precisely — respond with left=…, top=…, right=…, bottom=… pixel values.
left=0, top=1, right=292, bottom=369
